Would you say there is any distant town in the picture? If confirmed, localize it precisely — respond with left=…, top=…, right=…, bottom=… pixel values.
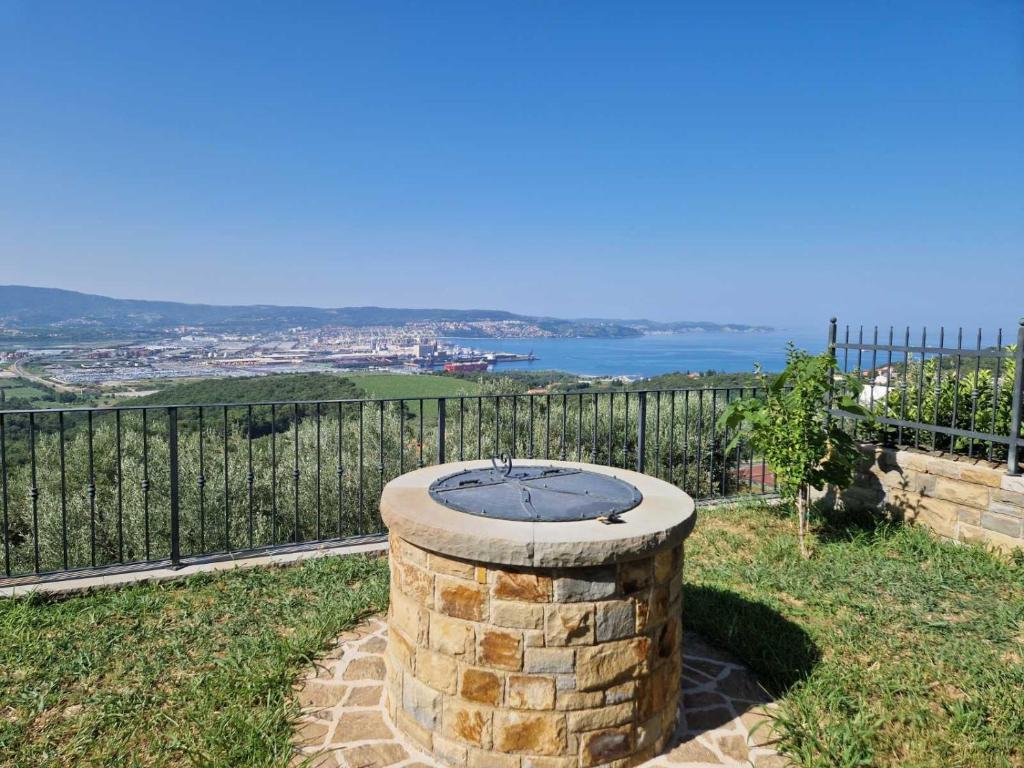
left=0, top=323, right=541, bottom=392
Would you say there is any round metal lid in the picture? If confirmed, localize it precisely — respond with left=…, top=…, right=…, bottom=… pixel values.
left=428, top=458, right=643, bottom=522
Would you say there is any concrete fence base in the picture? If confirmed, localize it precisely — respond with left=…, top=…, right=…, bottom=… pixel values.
left=815, top=445, right=1024, bottom=555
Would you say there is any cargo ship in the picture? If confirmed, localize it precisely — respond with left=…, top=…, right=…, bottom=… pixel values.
left=444, top=361, right=489, bottom=373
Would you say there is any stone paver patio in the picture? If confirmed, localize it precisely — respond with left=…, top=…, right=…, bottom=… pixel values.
left=291, top=617, right=786, bottom=768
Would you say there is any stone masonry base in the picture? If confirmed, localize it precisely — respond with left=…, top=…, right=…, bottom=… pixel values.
left=383, top=536, right=685, bottom=768
left=817, top=445, right=1024, bottom=554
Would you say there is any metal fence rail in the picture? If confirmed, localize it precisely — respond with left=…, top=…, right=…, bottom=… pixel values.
left=827, top=318, right=1024, bottom=474
left=0, top=386, right=775, bottom=583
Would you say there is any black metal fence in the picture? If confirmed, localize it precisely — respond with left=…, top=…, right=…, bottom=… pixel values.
left=0, top=387, right=775, bottom=583
left=827, top=318, right=1024, bottom=474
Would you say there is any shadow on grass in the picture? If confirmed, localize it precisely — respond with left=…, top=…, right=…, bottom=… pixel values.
left=683, top=584, right=820, bottom=696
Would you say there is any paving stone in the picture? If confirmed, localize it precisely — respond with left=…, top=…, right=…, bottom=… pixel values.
left=344, top=656, right=387, bottom=681
left=340, top=742, right=408, bottom=767
left=292, top=614, right=785, bottom=768
left=665, top=737, right=722, bottom=763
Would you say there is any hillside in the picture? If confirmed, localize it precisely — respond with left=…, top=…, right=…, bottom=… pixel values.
left=0, top=285, right=770, bottom=339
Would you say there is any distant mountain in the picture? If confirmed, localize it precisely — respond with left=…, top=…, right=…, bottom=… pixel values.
left=0, top=285, right=771, bottom=340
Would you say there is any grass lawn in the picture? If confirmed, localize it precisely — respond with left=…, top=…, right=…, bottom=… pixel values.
left=0, top=556, right=388, bottom=768
left=1, top=503, right=1021, bottom=767
left=687, top=503, right=1024, bottom=767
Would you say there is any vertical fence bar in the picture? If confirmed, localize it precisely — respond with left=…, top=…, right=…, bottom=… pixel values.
left=545, top=395, right=551, bottom=460
left=29, top=413, right=39, bottom=572
left=86, top=411, right=95, bottom=567
left=142, top=409, right=150, bottom=560
left=636, top=391, right=647, bottom=473
left=271, top=404, right=278, bottom=544
left=560, top=394, right=568, bottom=461
left=528, top=395, right=535, bottom=459
left=1008, top=320, right=1024, bottom=475
left=198, top=407, right=206, bottom=553
left=358, top=401, right=365, bottom=532
left=223, top=405, right=230, bottom=551
left=460, top=397, right=466, bottom=461
left=437, top=397, right=447, bottom=464
left=399, top=399, right=406, bottom=474
left=168, top=407, right=181, bottom=568
left=61, top=411, right=70, bottom=569
left=293, top=403, right=300, bottom=543
left=337, top=402, right=344, bottom=537
left=378, top=401, right=385, bottom=518
left=0, top=414, right=8, bottom=577
left=607, top=392, right=614, bottom=465
left=114, top=411, right=122, bottom=563
left=315, top=403, right=322, bottom=541
left=247, top=405, right=255, bottom=548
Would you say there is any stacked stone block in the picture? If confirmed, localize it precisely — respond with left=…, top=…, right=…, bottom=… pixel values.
left=384, top=535, right=684, bottom=768
left=822, top=445, right=1024, bottom=554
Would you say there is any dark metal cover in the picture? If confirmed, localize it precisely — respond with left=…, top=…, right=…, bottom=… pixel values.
left=428, top=460, right=642, bottom=522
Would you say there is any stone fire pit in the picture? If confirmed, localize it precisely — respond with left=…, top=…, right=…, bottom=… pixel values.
left=380, top=459, right=696, bottom=768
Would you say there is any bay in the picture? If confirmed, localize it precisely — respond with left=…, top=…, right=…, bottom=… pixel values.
left=442, top=329, right=825, bottom=378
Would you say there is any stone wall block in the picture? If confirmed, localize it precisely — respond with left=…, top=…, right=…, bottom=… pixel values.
left=553, top=567, right=618, bottom=602
left=1001, top=475, right=1024, bottom=494
left=415, top=646, right=459, bottom=694
left=576, top=637, right=649, bottom=691
left=391, top=591, right=429, bottom=645
left=430, top=551, right=478, bottom=580
left=430, top=612, right=476, bottom=660
left=443, top=700, right=493, bottom=749
left=395, top=560, right=435, bottom=607
left=433, top=734, right=470, bottom=767
left=981, top=510, right=1023, bottom=538
left=402, top=670, right=441, bottom=730
left=468, top=747, right=520, bottom=768
left=895, top=449, right=932, bottom=472
left=959, top=465, right=1005, bottom=488
left=437, top=575, right=489, bottom=622
left=566, top=701, right=634, bottom=733
left=555, top=690, right=604, bottom=711
left=524, top=647, right=575, bottom=676
left=544, top=604, right=596, bottom=646
left=618, top=558, right=652, bottom=595
left=495, top=570, right=553, bottom=603
left=460, top=667, right=503, bottom=706
left=492, top=600, right=545, bottom=630
left=596, top=599, right=635, bottom=642
left=493, top=711, right=568, bottom=756
left=479, top=628, right=524, bottom=671
left=507, top=674, right=557, bottom=710
left=991, top=488, right=1024, bottom=508
left=580, top=725, right=633, bottom=767
left=928, top=477, right=991, bottom=509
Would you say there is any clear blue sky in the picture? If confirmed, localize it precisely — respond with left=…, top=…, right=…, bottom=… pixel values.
left=1, top=1, right=1021, bottom=332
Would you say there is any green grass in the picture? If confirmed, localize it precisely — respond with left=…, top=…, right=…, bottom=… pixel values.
left=685, top=503, right=1024, bottom=767
left=0, top=556, right=388, bottom=768
left=1, top=505, right=1021, bottom=767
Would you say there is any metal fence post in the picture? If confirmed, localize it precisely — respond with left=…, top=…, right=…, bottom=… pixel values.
left=168, top=407, right=181, bottom=568
left=437, top=397, right=446, bottom=465
left=1008, top=320, right=1024, bottom=475
left=636, top=391, right=647, bottom=473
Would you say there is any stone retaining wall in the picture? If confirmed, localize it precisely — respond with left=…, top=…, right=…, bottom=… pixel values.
left=384, top=535, right=683, bottom=768
left=821, top=446, right=1024, bottom=554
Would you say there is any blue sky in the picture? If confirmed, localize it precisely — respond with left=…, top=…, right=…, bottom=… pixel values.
left=1, top=1, right=1022, bottom=331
